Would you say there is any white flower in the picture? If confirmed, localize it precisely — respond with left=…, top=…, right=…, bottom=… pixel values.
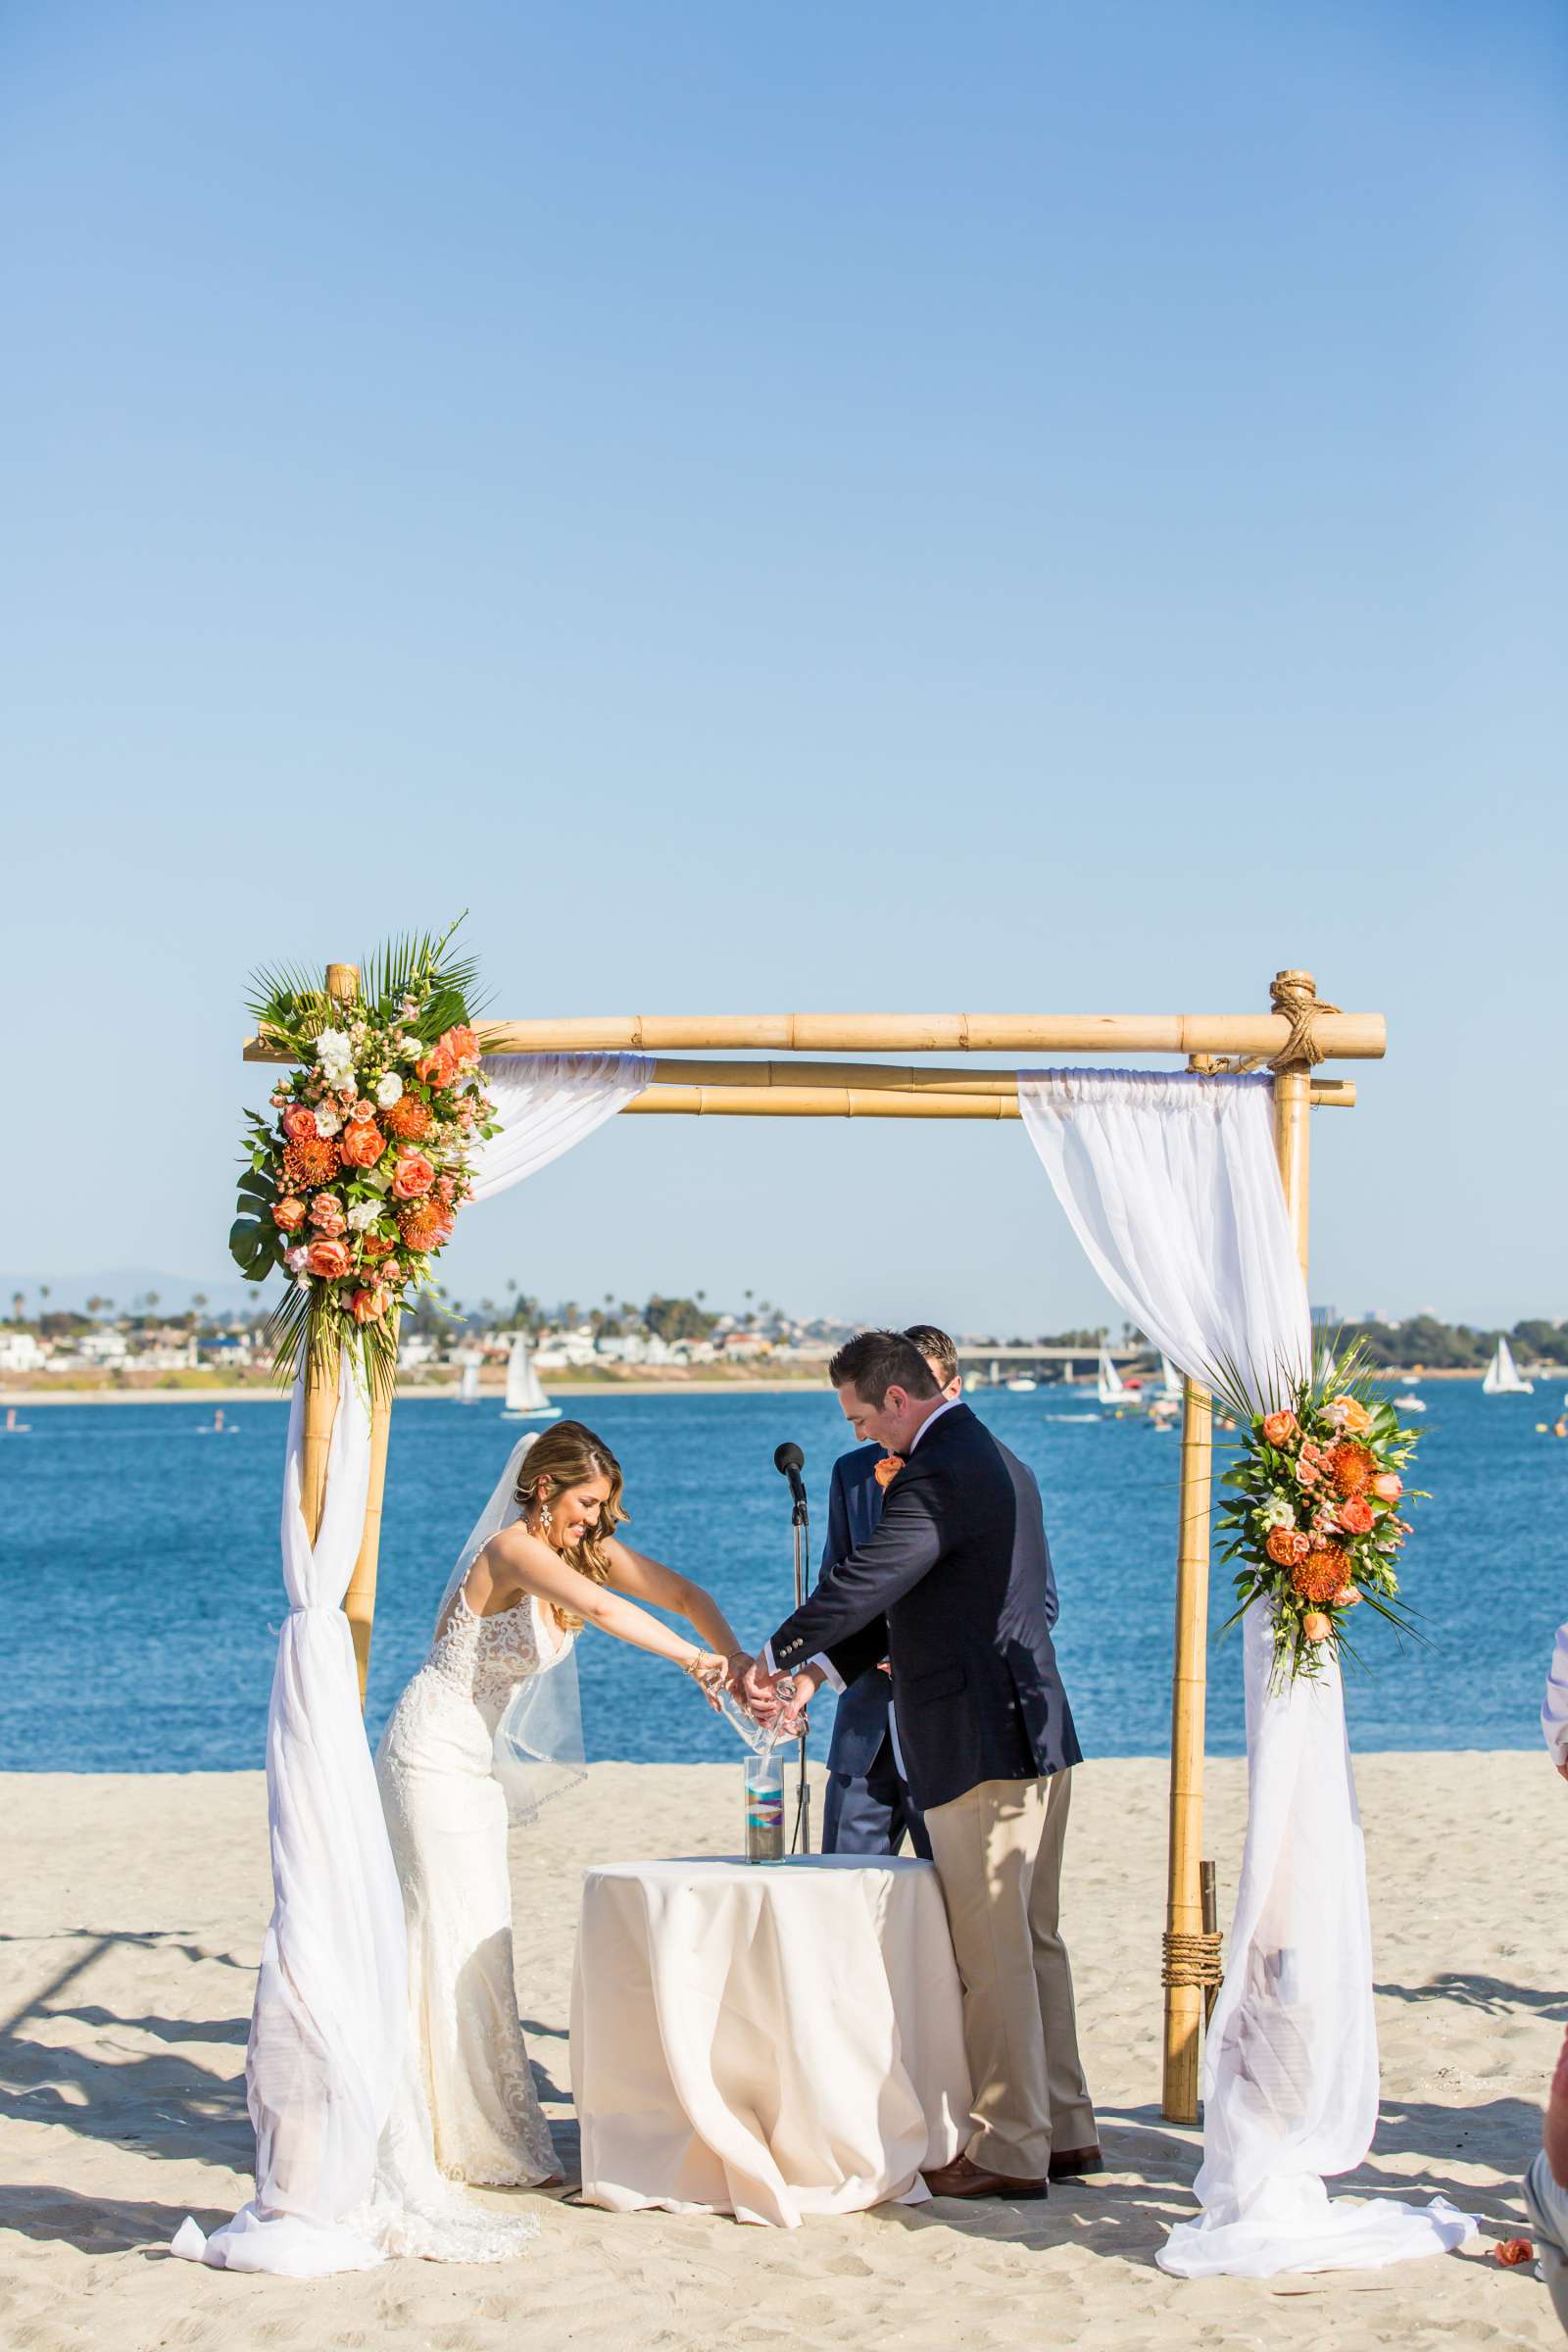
left=315, top=1027, right=355, bottom=1083
left=347, top=1200, right=382, bottom=1232
left=374, top=1072, right=404, bottom=1108
left=314, top=1104, right=344, bottom=1138
left=1255, top=1494, right=1298, bottom=1533
left=400, top=1036, right=422, bottom=1061
left=284, top=1246, right=310, bottom=1274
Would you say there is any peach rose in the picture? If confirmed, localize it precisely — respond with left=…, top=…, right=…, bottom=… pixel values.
left=1295, top=1460, right=1321, bottom=1488
left=1329, top=1396, right=1373, bottom=1436
left=349, top=1285, right=390, bottom=1325
left=390, top=1148, right=436, bottom=1200
left=1337, top=1495, right=1375, bottom=1536
left=339, top=1118, right=385, bottom=1169
left=306, top=1237, right=351, bottom=1280
left=416, top=1041, right=457, bottom=1087
left=360, top=1231, right=395, bottom=1260
left=1371, top=1472, right=1403, bottom=1503
left=308, top=1194, right=346, bottom=1236
left=1265, top=1526, right=1310, bottom=1567
left=1261, top=1410, right=1298, bottom=1447
left=271, top=1196, right=307, bottom=1232
left=282, top=1103, right=318, bottom=1143
left=351, top=1098, right=377, bottom=1124
left=442, top=1022, right=480, bottom=1067
left=1332, top=1585, right=1360, bottom=1608
left=435, top=1174, right=457, bottom=1203
left=873, top=1454, right=906, bottom=1489
left=1301, top=1612, right=1334, bottom=1642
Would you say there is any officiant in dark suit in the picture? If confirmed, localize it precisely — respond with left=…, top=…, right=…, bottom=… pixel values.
left=818, top=1324, right=966, bottom=1860
left=748, top=1330, right=1099, bottom=2201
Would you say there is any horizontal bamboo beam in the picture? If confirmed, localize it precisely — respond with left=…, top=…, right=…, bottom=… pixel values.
left=621, top=1079, right=1356, bottom=1118
left=478, top=1011, right=1387, bottom=1059
left=626, top=1085, right=1021, bottom=1120
left=243, top=1010, right=1384, bottom=1063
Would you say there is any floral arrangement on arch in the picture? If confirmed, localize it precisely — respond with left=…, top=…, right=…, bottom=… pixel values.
left=229, top=921, right=498, bottom=1397
left=1219, top=1352, right=1422, bottom=1684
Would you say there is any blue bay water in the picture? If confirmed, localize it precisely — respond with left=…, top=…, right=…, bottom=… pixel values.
left=1, top=1383, right=1562, bottom=1773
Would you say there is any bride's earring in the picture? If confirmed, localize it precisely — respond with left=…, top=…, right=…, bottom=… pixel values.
left=538, top=1497, right=554, bottom=1544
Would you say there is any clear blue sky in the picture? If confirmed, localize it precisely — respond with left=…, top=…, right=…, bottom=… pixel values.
left=4, top=2, right=1563, bottom=1331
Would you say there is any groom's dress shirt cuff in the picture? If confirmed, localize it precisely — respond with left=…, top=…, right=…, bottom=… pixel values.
left=761, top=1640, right=843, bottom=1693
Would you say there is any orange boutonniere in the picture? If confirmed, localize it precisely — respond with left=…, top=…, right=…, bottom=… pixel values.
left=873, top=1454, right=906, bottom=1489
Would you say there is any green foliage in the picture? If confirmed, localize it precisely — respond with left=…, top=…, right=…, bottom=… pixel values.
left=643, top=1295, right=719, bottom=1344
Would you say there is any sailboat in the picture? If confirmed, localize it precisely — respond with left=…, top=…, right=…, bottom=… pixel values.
left=457, top=1358, right=481, bottom=1404
left=1482, top=1338, right=1533, bottom=1396
left=1393, top=1379, right=1427, bottom=1413
left=1098, top=1347, right=1136, bottom=1411
left=502, top=1333, right=562, bottom=1421
left=1158, top=1354, right=1183, bottom=1403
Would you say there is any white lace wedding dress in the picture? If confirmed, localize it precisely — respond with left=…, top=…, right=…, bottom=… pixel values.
left=373, top=1588, right=571, bottom=2198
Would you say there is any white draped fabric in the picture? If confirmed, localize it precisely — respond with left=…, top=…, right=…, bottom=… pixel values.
left=174, top=1361, right=401, bottom=2275
left=471, top=1052, right=654, bottom=1199
left=1542, top=1621, right=1568, bottom=1768
left=1018, top=1069, right=1470, bottom=2280
left=176, top=1053, right=652, bottom=2277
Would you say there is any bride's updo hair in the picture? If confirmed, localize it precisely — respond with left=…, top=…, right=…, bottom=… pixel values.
left=515, top=1420, right=627, bottom=1633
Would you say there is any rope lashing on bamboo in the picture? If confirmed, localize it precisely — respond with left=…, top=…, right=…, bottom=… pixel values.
left=1161, top=1930, right=1225, bottom=1989
left=1206, top=971, right=1345, bottom=1077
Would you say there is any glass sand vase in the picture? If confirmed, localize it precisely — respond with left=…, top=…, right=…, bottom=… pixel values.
left=744, top=1749, right=786, bottom=1863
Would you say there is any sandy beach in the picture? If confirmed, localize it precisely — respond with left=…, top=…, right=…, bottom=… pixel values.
left=2, top=1751, right=1560, bottom=2352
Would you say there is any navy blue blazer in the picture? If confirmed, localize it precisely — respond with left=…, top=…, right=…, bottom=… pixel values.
left=770, top=1402, right=1080, bottom=1814
left=819, top=1444, right=896, bottom=1779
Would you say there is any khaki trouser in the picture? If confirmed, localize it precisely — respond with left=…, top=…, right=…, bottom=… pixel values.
left=922, top=1770, right=1096, bottom=2180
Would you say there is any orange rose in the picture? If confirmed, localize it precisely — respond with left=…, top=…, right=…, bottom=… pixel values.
left=360, top=1231, right=395, bottom=1260
left=271, top=1196, right=306, bottom=1232
left=1261, top=1411, right=1298, bottom=1448
left=305, top=1237, right=351, bottom=1280
left=1301, top=1612, right=1334, bottom=1643
left=1371, top=1472, right=1402, bottom=1503
left=390, top=1148, right=436, bottom=1200
left=441, top=1022, right=480, bottom=1068
left=282, top=1103, right=318, bottom=1143
left=416, top=1041, right=457, bottom=1087
left=339, top=1118, right=385, bottom=1169
left=383, top=1093, right=433, bottom=1142
left=1329, top=1396, right=1373, bottom=1436
left=1265, top=1526, right=1309, bottom=1567
left=349, top=1285, right=390, bottom=1325
left=1337, top=1494, right=1375, bottom=1536
left=873, top=1454, right=906, bottom=1489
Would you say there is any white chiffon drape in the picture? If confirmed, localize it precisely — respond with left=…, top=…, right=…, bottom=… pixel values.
left=174, top=1362, right=401, bottom=2275
left=1018, top=1069, right=1471, bottom=2280
left=175, top=1052, right=651, bottom=2277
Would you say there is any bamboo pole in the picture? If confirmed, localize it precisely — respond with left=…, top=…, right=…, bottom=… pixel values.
left=1161, top=1376, right=1213, bottom=2123
left=344, top=1360, right=395, bottom=1709
left=621, top=1079, right=1355, bottom=1119
left=244, top=1010, right=1385, bottom=1062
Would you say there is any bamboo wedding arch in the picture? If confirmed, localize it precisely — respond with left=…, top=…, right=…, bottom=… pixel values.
left=242, top=967, right=1383, bottom=2128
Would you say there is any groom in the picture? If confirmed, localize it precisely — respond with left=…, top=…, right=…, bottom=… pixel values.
left=747, top=1330, right=1098, bottom=2199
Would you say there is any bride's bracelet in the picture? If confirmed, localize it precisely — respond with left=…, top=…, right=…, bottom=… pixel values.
left=681, top=1650, right=718, bottom=1683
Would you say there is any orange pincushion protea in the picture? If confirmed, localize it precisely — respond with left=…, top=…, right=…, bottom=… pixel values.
left=383, top=1093, right=434, bottom=1142
left=1292, top=1546, right=1349, bottom=1605
left=282, top=1134, right=342, bottom=1191
left=1328, top=1442, right=1376, bottom=1495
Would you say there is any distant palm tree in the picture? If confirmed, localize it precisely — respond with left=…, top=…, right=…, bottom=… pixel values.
left=86, top=1294, right=105, bottom=1320
left=10, top=1291, right=24, bottom=1324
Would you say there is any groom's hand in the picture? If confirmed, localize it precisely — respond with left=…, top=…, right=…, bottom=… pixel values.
left=742, top=1657, right=783, bottom=1723
left=724, top=1650, right=755, bottom=1703
left=777, top=1664, right=820, bottom=1736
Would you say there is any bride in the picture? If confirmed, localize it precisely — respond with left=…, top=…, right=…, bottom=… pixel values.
left=374, top=1417, right=751, bottom=2197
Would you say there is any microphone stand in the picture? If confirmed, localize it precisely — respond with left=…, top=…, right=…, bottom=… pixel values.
left=789, top=1480, right=811, bottom=1855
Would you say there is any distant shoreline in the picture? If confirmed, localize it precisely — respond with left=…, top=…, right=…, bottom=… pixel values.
left=0, top=1367, right=1508, bottom=1407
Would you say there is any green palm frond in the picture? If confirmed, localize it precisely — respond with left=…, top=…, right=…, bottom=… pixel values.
left=359, top=914, right=488, bottom=1035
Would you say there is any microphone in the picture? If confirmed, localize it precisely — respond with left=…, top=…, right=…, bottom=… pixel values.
left=773, top=1440, right=808, bottom=1511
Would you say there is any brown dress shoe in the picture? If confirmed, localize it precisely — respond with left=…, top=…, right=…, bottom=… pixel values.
left=921, top=2152, right=1049, bottom=2201
left=1048, top=2144, right=1103, bottom=2180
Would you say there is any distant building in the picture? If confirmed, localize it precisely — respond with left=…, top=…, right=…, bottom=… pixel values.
left=0, top=1331, right=45, bottom=1372
left=1309, top=1304, right=1339, bottom=1328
